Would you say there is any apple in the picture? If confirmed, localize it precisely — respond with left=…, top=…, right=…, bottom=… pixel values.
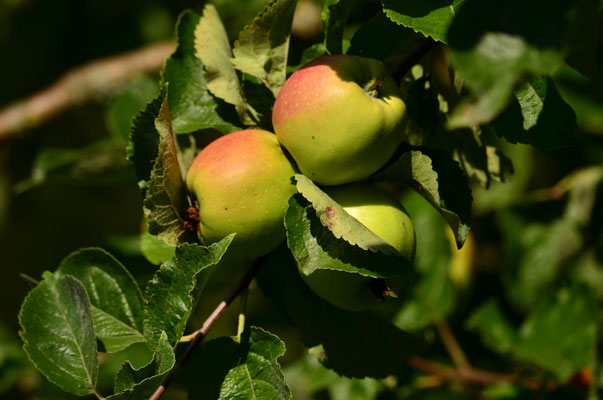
left=272, top=55, right=407, bottom=186
left=301, top=184, right=416, bottom=311
left=186, top=129, right=297, bottom=260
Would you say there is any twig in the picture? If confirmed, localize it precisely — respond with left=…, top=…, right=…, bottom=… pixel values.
left=434, top=319, right=470, bottom=370
left=409, top=356, right=549, bottom=390
left=0, top=41, right=175, bottom=141
left=149, top=257, right=265, bottom=400
left=408, top=356, right=515, bottom=385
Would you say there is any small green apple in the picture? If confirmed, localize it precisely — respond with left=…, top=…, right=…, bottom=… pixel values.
left=301, top=184, right=416, bottom=311
left=186, top=129, right=297, bottom=260
left=273, top=55, right=407, bottom=186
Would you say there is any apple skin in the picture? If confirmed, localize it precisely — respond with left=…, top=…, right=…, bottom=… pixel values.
left=301, top=184, right=416, bottom=311
left=272, top=55, right=407, bottom=186
left=186, top=129, right=297, bottom=260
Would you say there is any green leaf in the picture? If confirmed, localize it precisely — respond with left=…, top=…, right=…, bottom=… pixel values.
left=562, top=166, right=603, bottom=227
left=445, top=0, right=577, bottom=128
left=231, top=0, right=298, bottom=97
left=143, top=237, right=233, bottom=348
left=500, top=213, right=583, bottom=308
left=295, top=174, right=399, bottom=256
left=576, top=249, right=603, bottom=300
left=465, top=300, right=517, bottom=354
left=19, top=273, right=98, bottom=396
left=472, top=143, right=532, bottom=213
left=392, top=191, right=457, bottom=330
left=142, top=96, right=196, bottom=247
left=14, top=141, right=132, bottom=193
left=448, top=34, right=562, bottom=129
left=516, top=285, right=597, bottom=381
left=285, top=194, right=413, bottom=279
left=402, top=75, right=514, bottom=188
left=468, top=286, right=598, bottom=381
left=284, top=354, right=381, bottom=400
left=189, top=327, right=291, bottom=399
left=127, top=87, right=165, bottom=189
left=374, top=150, right=471, bottom=247
left=108, top=332, right=174, bottom=399
left=105, top=76, right=160, bottom=142
left=195, top=4, right=251, bottom=125
left=492, top=77, right=577, bottom=149
left=283, top=353, right=342, bottom=394
left=381, top=0, right=465, bottom=43
left=322, top=0, right=358, bottom=55
left=328, top=378, right=382, bottom=400
left=256, top=246, right=422, bottom=378
left=286, top=43, right=327, bottom=75
left=140, top=229, right=176, bottom=266
left=241, top=74, right=275, bottom=130
left=56, top=248, right=145, bottom=353
left=347, top=11, right=416, bottom=61
left=162, top=10, right=239, bottom=134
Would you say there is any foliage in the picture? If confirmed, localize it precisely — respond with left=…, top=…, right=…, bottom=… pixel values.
left=10, top=0, right=603, bottom=399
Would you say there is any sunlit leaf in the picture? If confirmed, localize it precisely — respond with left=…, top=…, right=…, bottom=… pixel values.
left=295, top=174, right=399, bottom=256
left=143, top=97, right=196, bottom=247
left=195, top=4, right=251, bottom=125
left=19, top=273, right=98, bottom=396
left=162, top=10, right=239, bottom=134
left=492, top=77, right=577, bottom=149
left=381, top=0, right=465, bottom=43
left=374, top=150, right=472, bottom=247
left=108, top=332, right=174, bottom=399
left=143, top=238, right=233, bottom=348
left=57, top=248, right=145, bottom=353
left=232, top=0, right=298, bottom=97
left=285, top=194, right=413, bottom=279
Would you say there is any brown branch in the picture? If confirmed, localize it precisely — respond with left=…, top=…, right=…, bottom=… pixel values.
left=409, top=356, right=515, bottom=385
left=149, top=257, right=265, bottom=400
left=412, top=319, right=551, bottom=391
left=0, top=41, right=175, bottom=141
left=409, top=355, right=550, bottom=390
left=435, top=319, right=471, bottom=370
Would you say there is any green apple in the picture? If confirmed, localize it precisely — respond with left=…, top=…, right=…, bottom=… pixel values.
left=272, top=55, right=407, bottom=186
left=186, top=129, right=297, bottom=260
left=301, top=184, right=416, bottom=311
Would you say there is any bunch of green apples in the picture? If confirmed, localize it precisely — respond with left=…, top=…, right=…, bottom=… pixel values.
left=186, top=55, right=415, bottom=311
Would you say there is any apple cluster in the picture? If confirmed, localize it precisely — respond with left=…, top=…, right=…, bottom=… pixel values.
left=186, top=55, right=415, bottom=311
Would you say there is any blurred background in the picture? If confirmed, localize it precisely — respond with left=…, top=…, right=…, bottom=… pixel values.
left=0, top=0, right=601, bottom=399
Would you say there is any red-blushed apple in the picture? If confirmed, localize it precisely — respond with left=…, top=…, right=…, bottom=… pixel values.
left=301, top=184, right=416, bottom=311
left=272, top=55, right=407, bottom=186
left=186, top=129, right=297, bottom=260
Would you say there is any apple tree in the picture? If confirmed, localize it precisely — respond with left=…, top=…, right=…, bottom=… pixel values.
left=11, top=0, right=602, bottom=399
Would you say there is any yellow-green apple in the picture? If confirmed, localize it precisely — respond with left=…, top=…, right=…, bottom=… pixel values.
left=272, top=55, right=407, bottom=185
left=186, top=129, right=297, bottom=260
left=301, top=184, right=416, bottom=311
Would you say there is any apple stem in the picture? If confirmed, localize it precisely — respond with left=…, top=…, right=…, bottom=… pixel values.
left=363, top=76, right=384, bottom=98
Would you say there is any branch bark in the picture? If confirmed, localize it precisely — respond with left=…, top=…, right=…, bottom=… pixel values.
left=0, top=41, right=175, bottom=141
